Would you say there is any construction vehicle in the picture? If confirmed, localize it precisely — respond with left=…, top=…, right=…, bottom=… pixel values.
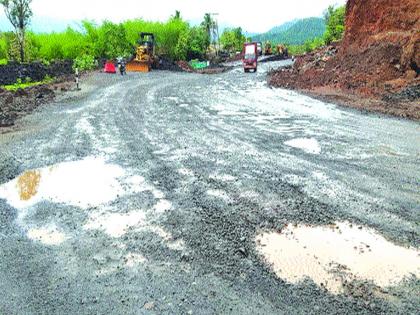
left=277, top=44, right=289, bottom=58
left=243, top=42, right=258, bottom=73
left=126, top=33, right=157, bottom=73
left=264, top=41, right=273, bottom=55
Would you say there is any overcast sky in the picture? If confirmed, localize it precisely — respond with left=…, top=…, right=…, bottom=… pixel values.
left=1, top=0, right=347, bottom=33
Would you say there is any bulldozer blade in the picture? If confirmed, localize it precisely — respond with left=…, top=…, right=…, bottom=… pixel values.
left=126, top=61, right=150, bottom=73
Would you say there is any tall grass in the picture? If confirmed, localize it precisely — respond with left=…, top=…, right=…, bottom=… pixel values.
left=0, top=16, right=205, bottom=63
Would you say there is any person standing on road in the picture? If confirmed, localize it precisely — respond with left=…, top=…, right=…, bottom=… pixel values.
left=117, top=57, right=126, bottom=76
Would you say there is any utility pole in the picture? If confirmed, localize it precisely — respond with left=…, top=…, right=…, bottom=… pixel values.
left=210, top=13, right=220, bottom=56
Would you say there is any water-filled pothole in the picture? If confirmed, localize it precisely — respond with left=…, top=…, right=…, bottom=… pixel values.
left=27, top=225, right=67, bottom=245
left=256, top=222, right=419, bottom=294
left=285, top=138, right=321, bottom=154
left=0, top=157, right=126, bottom=209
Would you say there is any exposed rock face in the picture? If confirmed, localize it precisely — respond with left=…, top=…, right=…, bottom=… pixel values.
left=269, top=0, right=420, bottom=119
left=343, top=0, right=420, bottom=72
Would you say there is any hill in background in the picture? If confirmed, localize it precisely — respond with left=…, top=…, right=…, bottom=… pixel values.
left=252, top=17, right=326, bottom=45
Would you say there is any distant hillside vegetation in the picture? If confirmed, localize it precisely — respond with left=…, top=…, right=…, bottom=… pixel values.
left=252, top=17, right=326, bottom=45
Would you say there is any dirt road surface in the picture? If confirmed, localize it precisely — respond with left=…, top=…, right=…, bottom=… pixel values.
left=0, top=61, right=419, bottom=314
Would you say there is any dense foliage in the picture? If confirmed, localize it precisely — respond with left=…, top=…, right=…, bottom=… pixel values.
left=0, top=4, right=345, bottom=65
left=252, top=18, right=326, bottom=45
left=0, top=14, right=214, bottom=64
left=220, top=27, right=246, bottom=53
left=323, top=5, right=346, bottom=44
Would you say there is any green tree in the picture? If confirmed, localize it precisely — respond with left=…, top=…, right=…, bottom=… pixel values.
left=220, top=27, right=246, bottom=53
left=172, top=10, right=181, bottom=20
left=0, top=32, right=7, bottom=60
left=100, top=21, right=131, bottom=59
left=174, top=28, right=189, bottom=60
left=187, top=26, right=210, bottom=59
left=201, top=13, right=215, bottom=44
left=0, top=0, right=32, bottom=62
left=323, top=5, right=345, bottom=44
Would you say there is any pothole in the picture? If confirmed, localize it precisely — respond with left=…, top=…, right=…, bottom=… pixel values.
left=256, top=222, right=420, bottom=294
left=207, top=189, right=230, bottom=200
left=27, top=225, right=67, bottom=245
left=124, top=253, right=147, bottom=268
left=0, top=157, right=127, bottom=209
left=285, top=138, right=321, bottom=154
left=84, top=210, right=146, bottom=238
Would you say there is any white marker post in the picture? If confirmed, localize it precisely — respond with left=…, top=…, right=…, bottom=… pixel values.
left=75, top=68, right=80, bottom=90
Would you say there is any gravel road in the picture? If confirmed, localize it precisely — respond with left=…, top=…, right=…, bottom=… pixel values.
left=0, top=60, right=419, bottom=314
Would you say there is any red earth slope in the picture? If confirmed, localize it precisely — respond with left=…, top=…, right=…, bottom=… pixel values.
left=269, top=0, right=420, bottom=119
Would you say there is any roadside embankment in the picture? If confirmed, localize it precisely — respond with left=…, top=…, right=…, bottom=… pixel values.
left=0, top=75, right=76, bottom=128
left=0, top=61, right=74, bottom=86
left=268, top=0, right=420, bottom=120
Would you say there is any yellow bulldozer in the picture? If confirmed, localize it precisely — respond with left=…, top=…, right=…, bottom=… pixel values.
left=264, top=41, right=273, bottom=56
left=126, top=33, right=157, bottom=73
left=277, top=44, right=289, bottom=58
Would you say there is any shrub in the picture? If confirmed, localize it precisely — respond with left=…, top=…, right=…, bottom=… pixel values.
left=73, top=54, right=96, bottom=71
left=323, top=5, right=346, bottom=44
left=220, top=27, right=246, bottom=53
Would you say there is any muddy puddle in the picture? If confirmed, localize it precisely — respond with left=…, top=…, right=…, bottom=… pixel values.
left=84, top=210, right=146, bottom=238
left=285, top=138, right=321, bottom=154
left=27, top=225, right=67, bottom=245
left=256, top=222, right=420, bottom=294
left=0, top=157, right=129, bottom=209
left=17, top=170, right=41, bottom=201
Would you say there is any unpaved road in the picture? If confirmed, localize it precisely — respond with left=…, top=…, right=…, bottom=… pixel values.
left=0, top=61, right=419, bottom=314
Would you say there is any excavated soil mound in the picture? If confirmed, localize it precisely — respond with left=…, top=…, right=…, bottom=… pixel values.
left=0, top=77, right=74, bottom=128
left=269, top=0, right=420, bottom=119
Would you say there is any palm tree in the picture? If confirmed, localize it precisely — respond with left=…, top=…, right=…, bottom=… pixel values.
left=173, top=10, right=181, bottom=20
left=201, top=13, right=214, bottom=43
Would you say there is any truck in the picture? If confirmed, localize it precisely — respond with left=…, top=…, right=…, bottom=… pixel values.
left=243, top=42, right=258, bottom=73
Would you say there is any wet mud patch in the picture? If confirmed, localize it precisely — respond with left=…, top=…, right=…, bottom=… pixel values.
left=17, top=170, right=41, bottom=201
left=256, top=222, right=420, bottom=294
left=285, top=138, right=321, bottom=154
left=84, top=210, right=146, bottom=238
left=159, top=163, right=419, bottom=312
left=27, top=224, right=67, bottom=245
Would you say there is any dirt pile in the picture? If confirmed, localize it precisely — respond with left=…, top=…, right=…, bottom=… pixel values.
left=0, top=77, right=74, bottom=128
left=0, top=61, right=74, bottom=86
left=157, top=58, right=184, bottom=72
left=269, top=0, right=420, bottom=119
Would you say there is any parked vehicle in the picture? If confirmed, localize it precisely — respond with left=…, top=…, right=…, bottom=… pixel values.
left=126, top=32, right=158, bottom=73
left=243, top=43, right=258, bottom=73
left=264, top=41, right=273, bottom=55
